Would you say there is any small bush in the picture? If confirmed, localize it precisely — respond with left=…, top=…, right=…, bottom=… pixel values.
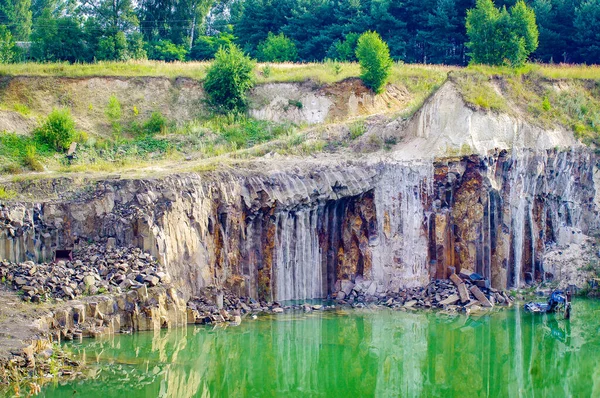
left=384, top=136, right=398, bottom=150
left=34, top=108, right=76, bottom=151
left=22, top=145, right=44, bottom=171
left=542, top=96, right=551, bottom=111
left=288, top=133, right=305, bottom=147
left=2, top=163, right=22, bottom=174
left=257, top=32, right=298, bottom=62
left=349, top=121, right=366, bottom=140
left=287, top=99, right=303, bottom=109
left=142, top=112, right=168, bottom=136
left=204, top=45, right=255, bottom=114
left=105, top=95, right=121, bottom=122
left=105, top=95, right=122, bottom=137
left=262, top=65, right=271, bottom=77
left=331, top=61, right=342, bottom=76
left=368, top=134, right=384, bottom=149
left=0, top=186, right=16, bottom=200
left=131, top=135, right=171, bottom=153
left=75, top=131, right=89, bottom=143
left=356, top=31, right=393, bottom=94
left=13, top=103, right=30, bottom=116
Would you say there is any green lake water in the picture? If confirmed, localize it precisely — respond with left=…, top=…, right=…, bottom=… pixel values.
left=41, top=300, right=600, bottom=397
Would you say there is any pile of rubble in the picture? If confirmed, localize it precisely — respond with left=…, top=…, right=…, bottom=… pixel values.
left=186, top=288, right=336, bottom=323
left=0, top=243, right=171, bottom=302
left=187, top=268, right=513, bottom=321
left=335, top=269, right=514, bottom=312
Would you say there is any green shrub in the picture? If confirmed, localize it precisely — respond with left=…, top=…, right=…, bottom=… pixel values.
left=105, top=95, right=121, bottom=122
left=34, top=108, right=76, bottom=151
left=142, top=112, right=168, bottom=136
left=75, top=131, right=89, bottom=143
left=22, top=145, right=44, bottom=171
left=542, top=96, right=551, bottom=111
left=130, top=135, right=170, bottom=153
left=287, top=99, right=302, bottom=109
left=0, top=132, right=52, bottom=169
left=355, top=31, right=393, bottom=94
left=105, top=95, right=122, bottom=137
left=2, top=163, right=21, bottom=174
left=204, top=45, right=255, bottom=114
left=349, top=121, right=366, bottom=139
left=13, top=103, right=30, bottom=115
left=0, top=186, right=16, bottom=200
left=331, top=61, right=342, bottom=76
left=257, top=32, right=298, bottom=62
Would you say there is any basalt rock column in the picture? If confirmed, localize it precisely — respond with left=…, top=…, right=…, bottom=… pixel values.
left=371, top=161, right=434, bottom=291
left=428, top=149, right=597, bottom=289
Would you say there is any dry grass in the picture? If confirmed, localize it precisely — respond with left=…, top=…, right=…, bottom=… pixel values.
left=0, top=60, right=452, bottom=85
left=2, top=61, right=600, bottom=82
left=451, top=70, right=510, bottom=113
left=451, top=65, right=600, bottom=146
left=467, top=63, right=600, bottom=80
left=538, top=64, right=600, bottom=80
left=0, top=61, right=211, bottom=79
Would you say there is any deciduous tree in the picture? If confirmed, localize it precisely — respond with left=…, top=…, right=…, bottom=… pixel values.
left=356, top=31, right=392, bottom=94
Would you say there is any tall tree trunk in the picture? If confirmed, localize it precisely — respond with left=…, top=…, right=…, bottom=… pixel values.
left=189, top=14, right=196, bottom=50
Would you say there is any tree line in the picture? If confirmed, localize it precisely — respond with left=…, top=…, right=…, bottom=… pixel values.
left=0, top=0, right=598, bottom=65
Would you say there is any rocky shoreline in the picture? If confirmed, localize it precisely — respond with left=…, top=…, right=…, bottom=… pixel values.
left=0, top=243, right=170, bottom=302
left=0, top=243, right=526, bottom=396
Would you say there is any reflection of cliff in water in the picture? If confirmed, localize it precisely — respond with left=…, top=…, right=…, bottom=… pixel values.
left=46, top=301, right=600, bottom=398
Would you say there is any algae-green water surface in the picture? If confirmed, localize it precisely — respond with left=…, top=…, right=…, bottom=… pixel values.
left=42, top=300, right=600, bottom=397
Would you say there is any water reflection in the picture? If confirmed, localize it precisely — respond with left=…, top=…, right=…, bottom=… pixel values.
left=43, top=300, right=600, bottom=398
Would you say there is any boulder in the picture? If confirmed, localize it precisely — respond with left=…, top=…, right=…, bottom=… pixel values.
left=439, top=294, right=460, bottom=306
left=144, top=275, right=160, bottom=287
left=83, top=275, right=96, bottom=287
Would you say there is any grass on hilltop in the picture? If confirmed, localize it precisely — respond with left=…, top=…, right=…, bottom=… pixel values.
left=2, top=60, right=600, bottom=81
left=0, top=60, right=453, bottom=85
left=452, top=64, right=600, bottom=146
left=3, top=60, right=600, bottom=177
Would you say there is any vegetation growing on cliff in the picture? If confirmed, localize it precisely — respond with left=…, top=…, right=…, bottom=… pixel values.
left=452, top=66, right=600, bottom=146
left=2, top=61, right=600, bottom=177
left=204, top=45, right=255, bottom=114
left=356, top=32, right=393, bottom=94
left=34, top=108, right=77, bottom=151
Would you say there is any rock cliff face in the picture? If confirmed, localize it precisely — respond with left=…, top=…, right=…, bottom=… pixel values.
left=1, top=82, right=598, bottom=301
left=250, top=78, right=409, bottom=124
left=1, top=150, right=596, bottom=300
